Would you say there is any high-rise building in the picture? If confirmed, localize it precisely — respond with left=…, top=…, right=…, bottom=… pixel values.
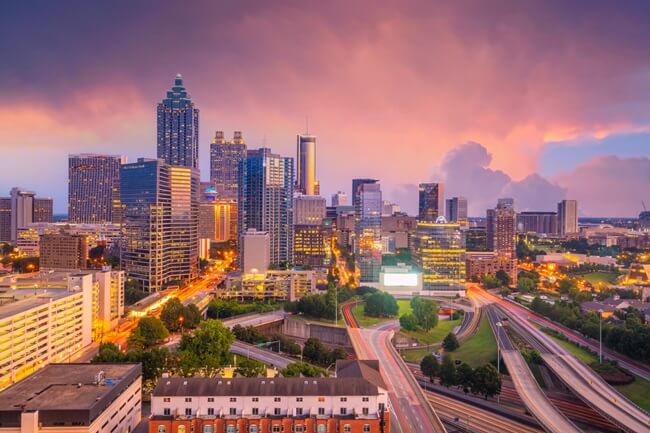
left=121, top=159, right=199, bottom=291
left=381, top=200, right=400, bottom=217
left=293, top=195, right=326, bottom=225
left=381, top=213, right=417, bottom=250
left=210, top=131, right=247, bottom=199
left=465, top=226, right=488, bottom=252
left=558, top=199, right=578, bottom=237
left=9, top=187, right=35, bottom=243
left=0, top=189, right=53, bottom=243
left=445, top=197, right=468, bottom=225
left=241, top=229, right=270, bottom=274
left=331, top=191, right=347, bottom=207
left=296, top=134, right=317, bottom=195
left=486, top=200, right=517, bottom=257
left=157, top=74, right=199, bottom=169
left=199, top=199, right=237, bottom=243
left=238, top=149, right=294, bottom=267
left=0, top=198, right=11, bottom=242
left=68, top=154, right=125, bottom=223
left=33, top=197, right=53, bottom=223
left=354, top=180, right=382, bottom=282
left=517, top=211, right=558, bottom=235
left=412, top=219, right=466, bottom=295
left=418, top=182, right=444, bottom=222
left=39, top=233, right=89, bottom=271
left=293, top=195, right=328, bottom=268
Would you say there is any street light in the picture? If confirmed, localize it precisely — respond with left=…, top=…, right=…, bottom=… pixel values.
left=496, top=321, right=503, bottom=404
left=178, top=316, right=184, bottom=335
left=597, top=309, right=603, bottom=364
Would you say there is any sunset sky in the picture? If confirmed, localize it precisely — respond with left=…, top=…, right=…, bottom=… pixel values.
left=2, top=1, right=650, bottom=216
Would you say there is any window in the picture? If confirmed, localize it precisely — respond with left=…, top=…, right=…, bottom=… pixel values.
left=363, top=425, right=371, bottom=433
left=163, top=397, right=171, bottom=402
left=229, top=408, right=237, bottom=415
left=274, top=397, right=281, bottom=402
left=296, top=408, right=303, bottom=416
left=185, top=397, right=192, bottom=402
left=318, top=397, right=325, bottom=402
left=340, top=408, right=347, bottom=415
left=203, top=427, right=212, bottom=433
left=178, top=427, right=186, bottom=433
left=208, top=397, right=214, bottom=402
left=252, top=408, right=259, bottom=415
left=362, top=407, right=369, bottom=415
left=274, top=407, right=281, bottom=416
left=317, top=426, right=326, bottom=433
left=318, top=407, right=325, bottom=415
left=272, top=427, right=280, bottom=433
left=227, top=426, right=235, bottom=433
left=340, top=397, right=347, bottom=402
left=207, top=408, right=214, bottom=415
left=378, top=403, right=385, bottom=412
left=252, top=397, right=259, bottom=402
left=296, top=397, right=303, bottom=402
left=185, top=408, right=192, bottom=416
left=343, top=425, right=351, bottom=433
left=296, top=426, right=303, bottom=433
left=163, top=408, right=171, bottom=416
left=249, top=427, right=258, bottom=433
left=362, top=397, right=369, bottom=402
left=158, top=427, right=166, bottom=433
left=229, top=397, right=237, bottom=402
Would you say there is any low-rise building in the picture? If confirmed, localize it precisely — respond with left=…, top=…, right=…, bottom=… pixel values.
left=580, top=296, right=650, bottom=323
left=15, top=222, right=122, bottom=257
left=466, top=251, right=518, bottom=286
left=0, top=363, right=142, bottom=433
left=39, top=233, right=89, bottom=271
left=222, top=269, right=317, bottom=302
left=148, top=360, right=390, bottom=433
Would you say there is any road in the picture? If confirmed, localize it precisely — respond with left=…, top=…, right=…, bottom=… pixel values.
left=474, top=286, right=650, bottom=433
left=484, top=304, right=581, bottom=433
left=230, top=341, right=294, bottom=369
left=342, top=302, right=448, bottom=433
left=221, top=310, right=287, bottom=329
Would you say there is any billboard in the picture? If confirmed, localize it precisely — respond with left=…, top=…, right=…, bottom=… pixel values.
left=383, top=272, right=419, bottom=287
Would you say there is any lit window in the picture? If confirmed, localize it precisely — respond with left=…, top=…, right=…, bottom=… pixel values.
left=178, top=427, right=186, bottom=433
left=158, top=427, right=166, bottom=433
left=363, top=425, right=371, bottom=433
left=204, top=427, right=212, bottom=433
left=343, top=425, right=351, bottom=433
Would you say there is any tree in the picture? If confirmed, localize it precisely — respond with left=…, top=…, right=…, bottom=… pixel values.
left=356, top=286, right=379, bottom=297
left=400, top=313, right=419, bottom=331
left=411, top=297, right=439, bottom=331
left=128, top=317, right=169, bottom=350
left=420, top=355, right=439, bottom=382
left=160, top=297, right=201, bottom=331
left=558, top=278, right=577, bottom=294
left=281, top=362, right=325, bottom=377
left=232, top=325, right=267, bottom=344
left=303, top=337, right=328, bottom=364
left=235, top=356, right=266, bottom=377
left=442, top=333, right=460, bottom=351
left=456, top=362, right=474, bottom=394
left=130, top=347, right=173, bottom=382
left=439, top=355, right=457, bottom=387
left=517, top=277, right=535, bottom=293
left=495, top=270, right=511, bottom=287
left=364, top=292, right=398, bottom=317
left=178, top=319, right=234, bottom=377
left=482, top=275, right=500, bottom=289
left=472, top=364, right=501, bottom=399
left=93, top=343, right=126, bottom=362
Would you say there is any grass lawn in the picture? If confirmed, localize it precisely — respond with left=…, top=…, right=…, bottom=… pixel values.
left=400, top=317, right=461, bottom=345
left=450, top=315, right=497, bottom=368
left=543, top=329, right=650, bottom=412
left=397, top=299, right=413, bottom=316
left=577, top=271, right=619, bottom=285
left=351, top=303, right=392, bottom=327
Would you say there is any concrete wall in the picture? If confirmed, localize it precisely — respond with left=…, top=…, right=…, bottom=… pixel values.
left=282, top=317, right=351, bottom=347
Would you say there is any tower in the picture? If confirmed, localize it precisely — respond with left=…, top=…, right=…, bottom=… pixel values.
left=418, top=183, right=445, bottom=222
left=210, top=131, right=247, bottom=199
left=296, top=134, right=317, bottom=195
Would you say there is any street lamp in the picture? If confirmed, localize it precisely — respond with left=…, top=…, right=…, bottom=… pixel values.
left=178, top=316, right=184, bottom=335
left=597, top=309, right=603, bottom=364
left=496, top=321, right=503, bottom=404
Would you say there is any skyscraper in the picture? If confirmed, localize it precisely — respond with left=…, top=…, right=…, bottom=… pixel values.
left=157, top=74, right=199, bottom=169
left=210, top=131, right=247, bottom=199
left=296, top=134, right=317, bottom=195
left=331, top=191, right=348, bottom=207
left=354, top=180, right=382, bottom=282
left=68, top=154, right=125, bottom=223
left=557, top=200, right=578, bottom=237
left=120, top=159, right=199, bottom=291
left=0, top=199, right=10, bottom=242
left=0, top=189, right=53, bottom=243
left=33, top=198, right=53, bottom=223
left=486, top=200, right=517, bottom=257
left=238, top=148, right=294, bottom=267
left=9, top=188, right=34, bottom=243
left=418, top=183, right=444, bottom=222
left=445, top=197, right=468, bottom=225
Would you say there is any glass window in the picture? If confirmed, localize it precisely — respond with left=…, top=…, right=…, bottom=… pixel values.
left=296, top=426, right=303, bottom=433
left=343, top=425, right=351, bottom=433
left=318, top=408, right=325, bottom=415
left=340, top=408, right=347, bottom=415
left=317, top=426, right=326, bottom=433
left=178, top=427, right=186, bottom=433
left=249, top=427, right=258, bottom=433
left=363, top=425, right=371, bottom=433
left=203, top=427, right=212, bottom=433
left=227, top=426, right=235, bottom=433
left=158, top=427, right=166, bottom=433
left=272, top=427, right=280, bottom=433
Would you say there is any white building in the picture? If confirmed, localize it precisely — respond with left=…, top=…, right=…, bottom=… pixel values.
left=241, top=229, right=270, bottom=274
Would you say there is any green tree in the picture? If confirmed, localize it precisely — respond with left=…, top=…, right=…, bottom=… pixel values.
left=472, top=364, right=501, bottom=399
left=160, top=298, right=186, bottom=332
left=420, top=355, right=439, bottom=383
left=495, top=270, right=511, bottom=287
left=364, top=292, right=398, bottom=317
left=235, top=356, right=266, bottom=377
left=482, top=275, right=500, bottom=289
left=399, top=313, right=419, bottom=331
left=178, top=319, right=234, bottom=377
left=439, top=355, right=457, bottom=387
left=129, top=347, right=173, bottom=383
left=456, top=362, right=474, bottom=394
left=93, top=343, right=126, bottom=362
left=281, top=362, right=325, bottom=377
left=442, top=333, right=460, bottom=351
left=411, top=297, right=439, bottom=331
left=558, top=278, right=577, bottom=294
left=128, top=317, right=169, bottom=350
left=517, top=277, right=535, bottom=293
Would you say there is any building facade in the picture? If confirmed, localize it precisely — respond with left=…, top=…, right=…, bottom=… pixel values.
left=445, top=197, right=468, bottom=226
left=418, top=183, right=444, bottom=222
left=222, top=269, right=317, bottom=301
left=199, top=199, right=237, bottom=243
left=331, top=191, right=347, bottom=207
left=465, top=251, right=518, bottom=285
left=296, top=134, right=317, bottom=195
left=517, top=211, right=557, bottom=235
left=412, top=219, right=466, bottom=295
left=0, top=199, right=10, bottom=242
left=210, top=131, right=247, bottom=199
left=354, top=180, right=382, bottom=282
left=39, top=233, right=89, bottom=270
left=157, top=74, right=199, bottom=169
left=486, top=200, right=516, bottom=257
left=238, top=149, right=294, bottom=267
left=241, top=229, right=270, bottom=274
left=293, top=195, right=326, bottom=226
left=465, top=226, right=488, bottom=252
left=68, top=154, right=125, bottom=223
left=557, top=200, right=578, bottom=237
left=121, top=159, right=199, bottom=292
left=32, top=198, right=53, bottom=223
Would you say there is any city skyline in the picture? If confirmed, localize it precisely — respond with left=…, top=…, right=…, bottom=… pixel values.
left=3, top=2, right=650, bottom=217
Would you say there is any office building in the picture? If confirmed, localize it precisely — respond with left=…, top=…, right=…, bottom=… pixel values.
left=558, top=199, right=578, bottom=237
left=32, top=198, right=53, bottom=223
left=0, top=363, right=141, bottom=432
left=0, top=189, right=54, bottom=243
left=466, top=251, right=518, bottom=285
left=93, top=267, right=126, bottom=332
left=68, top=154, right=125, bottom=223
left=336, top=211, right=356, bottom=249
left=445, top=197, right=468, bottom=225
left=222, top=269, right=317, bottom=301
left=0, top=199, right=10, bottom=242
left=241, top=229, right=270, bottom=274
left=294, top=195, right=326, bottom=226
left=238, top=148, right=294, bottom=267
left=381, top=201, right=400, bottom=217
left=412, top=219, right=466, bottom=295
left=486, top=200, right=517, bottom=257
left=381, top=213, right=416, bottom=250
left=199, top=199, right=237, bottom=243
left=331, top=191, right=347, bottom=207
left=39, top=233, right=89, bottom=271
left=210, top=131, right=247, bottom=199
left=16, top=222, right=122, bottom=257
left=418, top=182, right=444, bottom=222
left=121, top=159, right=199, bottom=292
left=294, top=224, right=329, bottom=268
left=148, top=360, right=390, bottom=433
left=354, top=180, right=382, bottom=282
left=465, top=226, right=488, bottom=252
left=517, top=211, right=558, bottom=235
left=9, top=188, right=34, bottom=243
left=377, top=263, right=423, bottom=295
left=157, top=74, right=199, bottom=169
left=296, top=134, right=317, bottom=195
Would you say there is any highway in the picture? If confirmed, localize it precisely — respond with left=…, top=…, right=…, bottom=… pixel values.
left=221, top=310, right=287, bottom=329
left=230, top=341, right=294, bottom=369
left=484, top=304, right=581, bottom=433
left=342, top=302, right=448, bottom=433
left=476, top=286, right=650, bottom=433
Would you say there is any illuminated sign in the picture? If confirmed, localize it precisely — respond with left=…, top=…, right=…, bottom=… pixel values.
left=383, top=272, right=418, bottom=287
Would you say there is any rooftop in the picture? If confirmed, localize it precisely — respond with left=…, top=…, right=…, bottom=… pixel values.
left=0, top=289, right=73, bottom=321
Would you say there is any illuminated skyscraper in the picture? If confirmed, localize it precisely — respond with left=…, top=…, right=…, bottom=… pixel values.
left=68, top=154, right=125, bottom=223
left=157, top=74, right=199, bottom=169
left=557, top=199, right=578, bottom=237
left=354, top=180, right=382, bottom=282
left=418, top=182, right=445, bottom=222
left=238, top=148, right=294, bottom=267
left=296, top=134, right=316, bottom=195
left=33, top=198, right=53, bottom=223
left=293, top=195, right=328, bottom=268
left=210, top=131, right=247, bottom=199
left=413, top=218, right=466, bottom=295
left=120, top=159, right=199, bottom=291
